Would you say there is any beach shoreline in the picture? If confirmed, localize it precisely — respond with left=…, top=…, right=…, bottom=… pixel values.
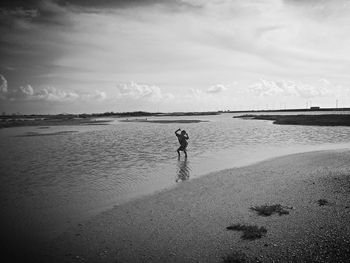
left=12, top=149, right=350, bottom=262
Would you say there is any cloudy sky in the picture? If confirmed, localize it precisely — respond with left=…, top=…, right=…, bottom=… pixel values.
left=1, top=0, right=350, bottom=114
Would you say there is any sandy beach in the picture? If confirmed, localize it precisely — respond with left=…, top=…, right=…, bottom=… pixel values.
left=24, top=150, right=350, bottom=262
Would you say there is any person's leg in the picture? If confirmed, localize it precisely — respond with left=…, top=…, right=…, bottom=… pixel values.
left=177, top=147, right=181, bottom=156
left=184, top=149, right=187, bottom=158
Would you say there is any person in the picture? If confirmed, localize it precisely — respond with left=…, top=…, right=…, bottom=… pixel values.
left=175, top=128, right=189, bottom=157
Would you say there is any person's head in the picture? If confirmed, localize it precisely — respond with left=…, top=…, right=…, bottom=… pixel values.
left=181, top=130, right=186, bottom=135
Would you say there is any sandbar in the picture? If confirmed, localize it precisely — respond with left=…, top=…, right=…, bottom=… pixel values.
left=0, top=117, right=112, bottom=128
left=120, top=119, right=207, bottom=124
left=234, top=114, right=350, bottom=126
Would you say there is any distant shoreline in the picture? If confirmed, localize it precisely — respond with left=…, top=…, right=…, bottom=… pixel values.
left=235, top=114, right=350, bottom=126
left=2, top=110, right=350, bottom=128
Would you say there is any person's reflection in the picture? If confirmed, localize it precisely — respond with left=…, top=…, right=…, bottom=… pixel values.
left=176, top=156, right=191, bottom=182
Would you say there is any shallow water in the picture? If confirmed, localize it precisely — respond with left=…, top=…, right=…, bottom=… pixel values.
left=0, top=112, right=350, bottom=240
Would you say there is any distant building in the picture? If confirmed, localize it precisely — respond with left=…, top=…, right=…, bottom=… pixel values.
left=310, top=106, right=320, bottom=110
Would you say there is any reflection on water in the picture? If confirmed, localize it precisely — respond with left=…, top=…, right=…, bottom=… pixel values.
left=176, top=156, right=191, bottom=182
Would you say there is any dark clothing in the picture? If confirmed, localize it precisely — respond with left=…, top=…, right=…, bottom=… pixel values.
left=178, top=143, right=187, bottom=151
left=175, top=131, right=189, bottom=152
left=176, top=134, right=188, bottom=148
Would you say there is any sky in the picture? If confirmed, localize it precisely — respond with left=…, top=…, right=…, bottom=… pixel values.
left=1, top=0, right=350, bottom=114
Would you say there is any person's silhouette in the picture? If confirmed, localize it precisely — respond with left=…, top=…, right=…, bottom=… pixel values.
left=175, top=129, right=189, bottom=157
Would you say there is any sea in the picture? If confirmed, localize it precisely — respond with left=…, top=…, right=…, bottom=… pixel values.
left=0, top=111, right=350, bottom=242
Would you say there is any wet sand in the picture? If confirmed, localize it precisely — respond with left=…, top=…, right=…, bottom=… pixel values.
left=26, top=150, right=350, bottom=262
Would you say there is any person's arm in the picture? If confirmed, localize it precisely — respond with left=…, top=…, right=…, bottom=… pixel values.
left=185, top=133, right=189, bottom=140
left=175, top=128, right=181, bottom=135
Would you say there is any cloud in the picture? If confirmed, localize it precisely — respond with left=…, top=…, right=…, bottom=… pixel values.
left=0, top=73, right=107, bottom=102
left=2, top=0, right=350, bottom=114
left=249, top=78, right=333, bottom=98
left=207, top=84, right=228, bottom=94
left=115, top=82, right=173, bottom=102
left=19, top=85, right=34, bottom=96
left=0, top=7, right=38, bottom=19
left=190, top=88, right=204, bottom=99
left=8, top=85, right=79, bottom=102
left=190, top=83, right=234, bottom=97
left=0, top=74, right=8, bottom=94
left=186, top=87, right=234, bottom=111
left=319, top=78, right=330, bottom=86
left=61, top=0, right=168, bottom=8
left=81, top=90, right=107, bottom=101
left=0, top=0, right=194, bottom=14
left=0, top=1, right=39, bottom=10
left=192, top=82, right=239, bottom=99
left=0, top=0, right=69, bottom=27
